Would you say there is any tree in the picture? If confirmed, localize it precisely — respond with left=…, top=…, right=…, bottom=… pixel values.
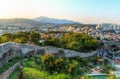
left=2, top=33, right=13, bottom=41
left=44, top=33, right=98, bottom=52
left=29, top=31, right=40, bottom=44
left=20, top=37, right=28, bottom=43
left=42, top=53, right=55, bottom=73
left=1, top=36, right=10, bottom=42
left=13, top=38, right=21, bottom=43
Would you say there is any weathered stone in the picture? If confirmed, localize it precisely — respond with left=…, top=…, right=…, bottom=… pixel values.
left=0, top=42, right=44, bottom=67
left=0, top=42, right=98, bottom=67
left=44, top=46, right=98, bottom=57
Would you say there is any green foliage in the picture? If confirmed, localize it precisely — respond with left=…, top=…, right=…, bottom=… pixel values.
left=48, top=74, right=71, bottom=79
left=2, top=33, right=13, bottom=42
left=101, top=65, right=116, bottom=74
left=8, top=68, right=19, bottom=79
left=23, top=67, right=70, bottom=79
left=9, top=55, right=106, bottom=79
left=0, top=57, right=20, bottom=75
left=42, top=53, right=66, bottom=73
left=106, top=74, right=118, bottom=79
left=66, top=64, right=75, bottom=74
left=1, top=35, right=10, bottom=42
left=23, top=58, right=42, bottom=71
left=0, top=31, right=40, bottom=44
left=45, top=33, right=98, bottom=52
left=29, top=31, right=40, bottom=44
left=23, top=67, right=48, bottom=79
left=80, top=74, right=89, bottom=79
left=41, top=53, right=84, bottom=77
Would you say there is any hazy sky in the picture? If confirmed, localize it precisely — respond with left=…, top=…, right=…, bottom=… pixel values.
left=0, top=0, right=120, bottom=24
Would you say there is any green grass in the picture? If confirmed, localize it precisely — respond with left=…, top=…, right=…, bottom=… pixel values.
left=23, top=67, right=48, bottom=79
left=8, top=68, right=20, bottom=79
left=23, top=67, right=71, bottom=79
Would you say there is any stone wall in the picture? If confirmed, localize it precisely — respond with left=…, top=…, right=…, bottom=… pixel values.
left=0, top=42, right=98, bottom=67
left=0, top=42, right=44, bottom=67
left=0, top=42, right=21, bottom=67
left=44, top=46, right=98, bottom=58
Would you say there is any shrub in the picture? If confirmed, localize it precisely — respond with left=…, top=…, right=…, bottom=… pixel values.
left=42, top=53, right=56, bottom=73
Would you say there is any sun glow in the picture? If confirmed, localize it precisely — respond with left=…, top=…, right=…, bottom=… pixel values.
left=0, top=0, right=119, bottom=24
left=0, top=0, right=34, bottom=19
left=0, top=0, right=14, bottom=18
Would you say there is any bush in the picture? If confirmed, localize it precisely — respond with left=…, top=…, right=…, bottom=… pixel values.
left=101, top=65, right=116, bottom=74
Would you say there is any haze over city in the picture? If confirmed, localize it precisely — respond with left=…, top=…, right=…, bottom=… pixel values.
left=0, top=0, right=120, bottom=24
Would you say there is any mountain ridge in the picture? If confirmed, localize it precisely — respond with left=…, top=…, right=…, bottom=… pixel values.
left=33, top=16, right=81, bottom=24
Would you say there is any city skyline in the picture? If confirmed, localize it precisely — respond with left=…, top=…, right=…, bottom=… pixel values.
left=0, top=0, right=120, bottom=24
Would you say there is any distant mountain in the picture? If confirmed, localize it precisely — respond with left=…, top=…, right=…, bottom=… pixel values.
left=0, top=17, right=81, bottom=29
left=0, top=18, right=42, bottom=27
left=33, top=16, right=80, bottom=24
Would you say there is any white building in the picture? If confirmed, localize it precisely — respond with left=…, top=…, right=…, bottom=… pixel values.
left=96, top=23, right=120, bottom=31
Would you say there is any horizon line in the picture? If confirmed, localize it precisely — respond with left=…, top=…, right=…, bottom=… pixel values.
left=0, top=16, right=120, bottom=25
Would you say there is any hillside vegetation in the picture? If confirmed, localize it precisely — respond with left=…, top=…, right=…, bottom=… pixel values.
left=45, top=33, right=98, bottom=52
